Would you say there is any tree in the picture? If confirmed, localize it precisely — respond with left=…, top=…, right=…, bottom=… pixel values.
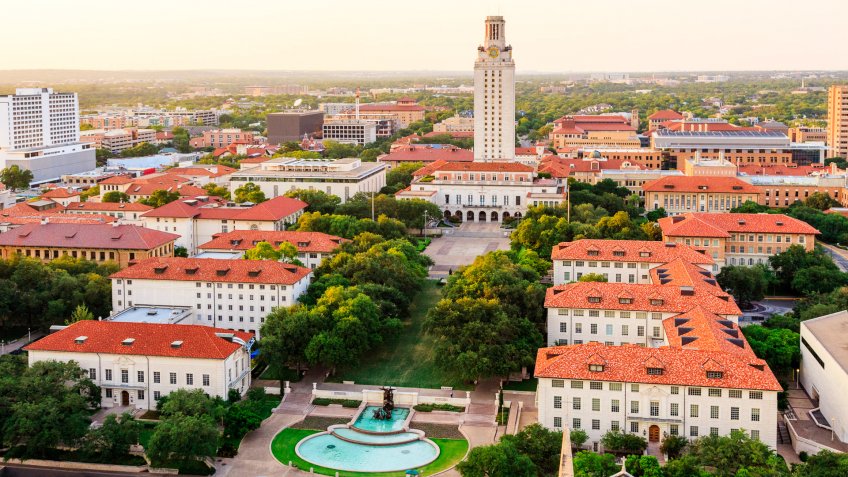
left=146, top=414, right=218, bottom=466
left=457, top=443, right=537, bottom=477
left=741, top=325, right=800, bottom=374
left=572, top=451, right=619, bottom=477
left=359, top=148, right=382, bottom=162
left=157, top=389, right=224, bottom=420
left=138, top=189, right=181, bottom=208
left=684, top=430, right=788, bottom=477
left=731, top=201, right=772, bottom=214
left=95, top=148, right=114, bottom=166
left=578, top=273, right=607, bottom=283
left=805, top=192, right=839, bottom=211
left=81, top=412, right=141, bottom=462
left=716, top=265, right=771, bottom=308
left=625, top=455, right=663, bottom=477
left=382, top=161, right=424, bottom=194
left=174, top=246, right=188, bottom=258
left=792, top=265, right=848, bottom=295
left=66, top=304, right=94, bottom=325
left=660, top=434, right=689, bottom=459
left=202, top=183, right=230, bottom=200
left=284, top=189, right=341, bottom=214
left=80, top=186, right=100, bottom=202
left=424, top=297, right=542, bottom=381
left=0, top=165, right=33, bottom=191
left=770, top=245, right=848, bottom=294
left=223, top=405, right=261, bottom=440
left=600, top=429, right=648, bottom=455
left=234, top=182, right=266, bottom=203
left=500, top=423, right=562, bottom=476
left=792, top=450, right=848, bottom=477
left=244, top=241, right=282, bottom=261
left=570, top=429, right=589, bottom=449
left=645, top=207, right=667, bottom=222
left=102, top=191, right=131, bottom=203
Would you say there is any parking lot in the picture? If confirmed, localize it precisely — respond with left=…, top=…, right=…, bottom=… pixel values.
left=423, top=223, right=511, bottom=279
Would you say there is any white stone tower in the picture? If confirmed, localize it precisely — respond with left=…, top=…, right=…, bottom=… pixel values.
left=473, top=16, right=515, bottom=162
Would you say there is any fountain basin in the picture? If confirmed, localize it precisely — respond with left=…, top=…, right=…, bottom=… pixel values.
left=351, top=405, right=410, bottom=434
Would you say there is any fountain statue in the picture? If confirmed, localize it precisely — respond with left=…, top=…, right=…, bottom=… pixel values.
left=372, top=386, right=395, bottom=420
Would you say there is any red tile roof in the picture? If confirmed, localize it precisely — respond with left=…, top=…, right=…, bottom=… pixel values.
left=41, top=188, right=81, bottom=199
left=736, top=163, right=839, bottom=176
left=380, top=145, right=473, bottom=164
left=0, top=223, right=178, bottom=250
left=642, top=176, right=760, bottom=194
left=25, top=321, right=251, bottom=360
left=538, top=157, right=643, bottom=177
left=545, top=281, right=740, bottom=316
left=515, top=147, right=540, bottom=156
left=199, top=230, right=347, bottom=253
left=142, top=196, right=306, bottom=221
left=166, top=166, right=237, bottom=179
left=423, top=131, right=473, bottom=139
left=110, top=256, right=311, bottom=284
left=425, top=162, right=534, bottom=173
left=648, top=109, right=684, bottom=121
left=0, top=202, right=64, bottom=218
left=659, top=213, right=820, bottom=237
left=555, top=115, right=630, bottom=124
left=99, top=176, right=135, bottom=185
left=662, top=305, right=755, bottom=358
left=0, top=215, right=117, bottom=226
left=551, top=239, right=713, bottom=265
left=535, top=342, right=780, bottom=391
left=64, top=202, right=154, bottom=213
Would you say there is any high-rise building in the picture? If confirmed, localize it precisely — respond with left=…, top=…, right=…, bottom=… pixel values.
left=473, top=16, right=515, bottom=162
left=0, top=88, right=95, bottom=182
left=266, top=111, right=324, bottom=144
left=827, top=85, right=848, bottom=158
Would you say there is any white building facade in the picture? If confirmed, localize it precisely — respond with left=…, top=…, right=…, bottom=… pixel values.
left=0, top=88, right=95, bottom=182
left=26, top=321, right=253, bottom=410
left=473, top=16, right=515, bottom=162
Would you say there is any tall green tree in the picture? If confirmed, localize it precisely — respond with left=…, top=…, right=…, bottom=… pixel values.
left=146, top=414, right=218, bottom=466
left=716, top=264, right=772, bottom=307
left=284, top=189, right=341, bottom=214
left=0, top=165, right=33, bottom=191
left=233, top=182, right=266, bottom=203
left=80, top=413, right=142, bottom=462
left=457, top=443, right=537, bottom=477
left=102, top=191, right=131, bottom=203
left=138, top=189, right=181, bottom=208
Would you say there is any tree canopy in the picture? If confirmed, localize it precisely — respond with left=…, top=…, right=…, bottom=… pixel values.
left=233, top=182, right=266, bottom=204
left=138, top=189, right=181, bottom=208
left=0, top=165, right=33, bottom=191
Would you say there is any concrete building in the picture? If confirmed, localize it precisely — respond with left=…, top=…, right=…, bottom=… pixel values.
left=230, top=158, right=386, bottom=203
left=266, top=111, right=325, bottom=144
left=322, top=119, right=377, bottom=145
left=379, top=144, right=473, bottom=170
left=195, top=128, right=256, bottom=149
left=658, top=213, right=818, bottom=268
left=25, top=320, right=253, bottom=410
left=643, top=176, right=761, bottom=215
left=827, top=85, right=848, bottom=158
left=351, top=98, right=425, bottom=130
left=745, top=174, right=845, bottom=208
left=0, top=222, right=178, bottom=267
left=109, top=257, right=312, bottom=338
left=797, top=310, right=848, bottom=452
left=82, top=128, right=156, bottom=154
left=0, top=88, right=96, bottom=182
left=550, top=116, right=640, bottom=150
left=788, top=126, right=827, bottom=144
left=198, top=230, right=347, bottom=269
left=141, top=195, right=306, bottom=255
left=433, top=115, right=474, bottom=133
left=474, top=16, right=516, bottom=162
left=652, top=130, right=794, bottom=170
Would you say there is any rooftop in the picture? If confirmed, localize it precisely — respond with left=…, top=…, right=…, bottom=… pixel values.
left=0, top=223, right=178, bottom=250
left=802, top=310, right=848, bottom=371
left=658, top=213, right=820, bottom=237
left=109, top=306, right=193, bottom=324
left=110, top=257, right=312, bottom=285
left=551, top=239, right=713, bottom=265
left=141, top=196, right=306, bottom=221
left=198, top=230, right=346, bottom=253
left=25, top=320, right=251, bottom=360
left=642, top=176, right=760, bottom=194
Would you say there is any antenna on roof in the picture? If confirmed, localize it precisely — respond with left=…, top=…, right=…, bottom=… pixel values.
left=355, top=88, right=361, bottom=121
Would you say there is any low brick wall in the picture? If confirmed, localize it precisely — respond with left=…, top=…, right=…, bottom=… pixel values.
left=3, top=459, right=147, bottom=473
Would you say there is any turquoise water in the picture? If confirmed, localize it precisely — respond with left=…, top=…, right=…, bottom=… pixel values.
left=297, top=433, right=438, bottom=472
left=332, top=427, right=420, bottom=445
left=352, top=406, right=410, bottom=433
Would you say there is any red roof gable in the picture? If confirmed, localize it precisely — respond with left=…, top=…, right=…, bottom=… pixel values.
left=41, top=188, right=81, bottom=199
left=26, top=321, right=251, bottom=360
left=64, top=202, right=154, bottom=213
left=0, top=223, right=178, bottom=250
left=659, top=213, right=820, bottom=237
left=199, top=230, right=347, bottom=253
left=551, top=239, right=713, bottom=264
left=648, top=109, right=684, bottom=121
left=380, top=145, right=473, bottom=164
left=110, top=257, right=311, bottom=285
left=642, top=176, right=760, bottom=194
left=142, top=196, right=306, bottom=221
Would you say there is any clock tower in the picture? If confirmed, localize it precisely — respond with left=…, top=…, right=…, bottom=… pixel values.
left=474, top=15, right=515, bottom=162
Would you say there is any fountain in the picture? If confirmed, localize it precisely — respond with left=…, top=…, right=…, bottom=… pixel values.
left=372, top=386, right=395, bottom=420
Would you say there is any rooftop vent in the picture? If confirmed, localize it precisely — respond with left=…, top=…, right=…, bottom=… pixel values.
left=170, top=340, right=183, bottom=348
left=185, top=267, right=198, bottom=275
left=722, top=329, right=739, bottom=338
left=121, top=338, right=135, bottom=346
left=74, top=336, right=88, bottom=344
left=146, top=310, right=158, bottom=316
left=680, top=286, right=695, bottom=296
left=247, top=270, right=261, bottom=277
left=674, top=318, right=690, bottom=327
left=732, top=186, right=743, bottom=190
left=738, top=219, right=746, bottom=225
left=727, top=338, right=745, bottom=349
left=154, top=265, right=168, bottom=274
left=698, top=185, right=708, bottom=190
left=776, top=221, right=784, bottom=226
left=678, top=326, right=694, bottom=336
left=718, top=320, right=734, bottom=328
left=664, top=242, right=676, bottom=248
left=663, top=184, right=675, bottom=189
left=681, top=336, right=698, bottom=346
left=216, top=268, right=230, bottom=276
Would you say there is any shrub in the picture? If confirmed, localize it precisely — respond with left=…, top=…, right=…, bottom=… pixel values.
left=413, top=403, right=465, bottom=413
left=799, top=451, right=809, bottom=462
left=311, top=398, right=361, bottom=407
left=570, top=429, right=589, bottom=449
left=601, top=429, right=647, bottom=455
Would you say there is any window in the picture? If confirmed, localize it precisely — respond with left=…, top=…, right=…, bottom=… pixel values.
left=711, top=405, right=719, bottom=419
left=647, top=367, right=663, bottom=375
left=609, top=383, right=622, bottom=391
left=650, top=401, right=659, bottom=417
left=592, top=419, right=600, bottom=430
left=631, top=384, right=640, bottom=392
left=105, top=389, right=113, bottom=398
left=554, top=396, right=562, bottom=409
left=592, top=398, right=600, bottom=412
left=105, top=369, right=112, bottom=381
left=560, top=322, right=567, bottom=333
left=749, top=391, right=763, bottom=400
left=154, top=372, right=160, bottom=384
left=553, top=417, right=562, bottom=428
left=729, top=390, right=742, bottom=399
left=203, top=374, right=210, bottom=386
left=731, top=407, right=740, bottom=420
left=670, top=386, right=679, bottom=395
left=611, top=420, right=620, bottom=431
left=571, top=381, right=584, bottom=389
left=690, top=426, right=699, bottom=437
left=552, top=379, right=564, bottom=388
left=631, top=401, right=639, bottom=413
left=706, top=371, right=723, bottom=379
left=637, top=326, right=645, bottom=337
left=89, top=368, right=96, bottom=380
left=589, top=364, right=604, bottom=373
left=573, top=418, right=581, bottom=429
left=710, top=427, right=719, bottom=437
left=590, top=382, right=603, bottom=390
left=622, top=325, right=629, bottom=336
left=670, top=403, right=679, bottom=416
left=751, top=430, right=760, bottom=441
left=751, top=408, right=760, bottom=422
left=708, top=388, right=722, bottom=397
left=688, top=387, right=702, bottom=396
left=690, top=404, right=699, bottom=418
left=575, top=323, right=583, bottom=334
left=154, top=391, right=160, bottom=400
left=590, top=324, right=598, bottom=334
left=169, top=372, right=177, bottom=385
left=611, top=399, right=620, bottom=412
left=573, top=397, right=581, bottom=410
left=138, top=390, right=145, bottom=400
left=138, top=371, right=144, bottom=383
left=186, top=374, right=194, bottom=386
left=670, top=424, right=679, bottom=436
left=631, top=422, right=639, bottom=433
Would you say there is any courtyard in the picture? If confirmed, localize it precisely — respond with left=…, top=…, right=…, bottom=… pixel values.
left=424, top=223, right=511, bottom=279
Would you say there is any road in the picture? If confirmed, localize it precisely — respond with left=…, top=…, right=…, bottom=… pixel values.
left=820, top=243, right=848, bottom=272
left=0, top=331, right=43, bottom=355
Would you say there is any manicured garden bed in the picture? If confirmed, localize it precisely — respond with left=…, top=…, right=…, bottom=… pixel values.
left=413, top=403, right=464, bottom=413
left=312, top=398, right=361, bottom=408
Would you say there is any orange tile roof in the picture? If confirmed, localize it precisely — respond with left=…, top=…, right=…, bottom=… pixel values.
left=380, top=145, right=473, bottom=164
left=659, top=213, right=820, bottom=237
left=0, top=215, right=117, bottom=226
left=199, top=230, right=347, bottom=253
left=110, top=256, right=311, bottom=285
left=648, top=109, right=684, bottom=121
left=41, top=188, right=81, bottom=199
left=63, top=202, right=154, bottom=213
left=551, top=239, right=713, bottom=265
left=166, top=166, right=237, bottom=179
left=99, top=176, right=135, bottom=185
left=642, top=176, right=761, bottom=194
left=539, top=157, right=643, bottom=177
left=535, top=342, right=780, bottom=391
left=25, top=320, right=251, bottom=360
left=736, top=163, right=838, bottom=176
left=662, top=306, right=755, bottom=358
left=0, top=223, right=178, bottom=250
left=545, top=281, right=740, bottom=316
left=426, top=162, right=534, bottom=173
left=142, top=196, right=306, bottom=221
left=0, top=202, right=64, bottom=217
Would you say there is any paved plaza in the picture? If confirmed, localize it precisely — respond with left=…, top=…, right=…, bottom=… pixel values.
left=424, top=223, right=512, bottom=278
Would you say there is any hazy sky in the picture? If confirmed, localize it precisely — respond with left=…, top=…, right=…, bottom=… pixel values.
left=3, top=0, right=845, bottom=72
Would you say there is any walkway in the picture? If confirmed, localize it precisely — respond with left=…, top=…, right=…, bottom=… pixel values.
left=821, top=243, right=848, bottom=272
left=1, top=331, right=44, bottom=355
left=424, top=223, right=510, bottom=279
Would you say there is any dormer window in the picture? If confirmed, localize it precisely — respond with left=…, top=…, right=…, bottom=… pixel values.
left=706, top=371, right=724, bottom=379
left=613, top=251, right=625, bottom=257
left=588, top=296, right=601, bottom=303
left=647, top=367, right=664, bottom=375
left=589, top=364, right=604, bottom=372
left=587, top=250, right=600, bottom=256
left=649, top=299, right=664, bottom=306
left=639, top=251, right=651, bottom=257
left=619, top=298, right=633, bottom=304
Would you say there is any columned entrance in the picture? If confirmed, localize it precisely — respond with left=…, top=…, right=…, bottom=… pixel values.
left=121, top=390, right=130, bottom=406
left=649, top=425, right=660, bottom=442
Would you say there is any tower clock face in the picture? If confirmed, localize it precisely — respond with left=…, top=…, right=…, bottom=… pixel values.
left=488, top=46, right=499, bottom=58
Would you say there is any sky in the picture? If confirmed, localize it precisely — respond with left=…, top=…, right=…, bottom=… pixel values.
left=3, top=0, right=846, bottom=73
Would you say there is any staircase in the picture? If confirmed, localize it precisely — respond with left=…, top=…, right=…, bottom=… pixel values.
left=777, top=421, right=791, bottom=445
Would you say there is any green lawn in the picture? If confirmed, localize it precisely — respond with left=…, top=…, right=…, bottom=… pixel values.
left=503, top=378, right=538, bottom=392
left=270, top=428, right=468, bottom=477
left=327, top=280, right=471, bottom=390
left=259, top=365, right=303, bottom=382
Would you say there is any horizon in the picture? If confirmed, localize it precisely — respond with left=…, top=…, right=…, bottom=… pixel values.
left=3, top=0, right=845, bottom=72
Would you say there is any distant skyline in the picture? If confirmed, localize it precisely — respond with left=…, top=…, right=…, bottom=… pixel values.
left=4, top=0, right=846, bottom=73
